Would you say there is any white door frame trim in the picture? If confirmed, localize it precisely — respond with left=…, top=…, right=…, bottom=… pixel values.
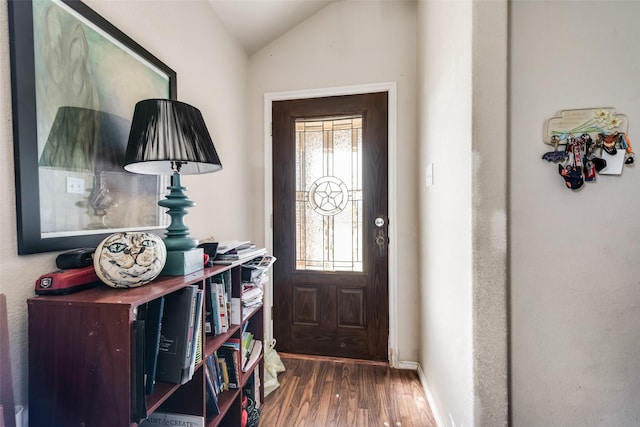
left=263, top=82, right=399, bottom=366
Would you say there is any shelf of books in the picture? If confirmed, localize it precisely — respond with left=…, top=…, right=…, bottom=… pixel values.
left=28, top=250, right=273, bottom=427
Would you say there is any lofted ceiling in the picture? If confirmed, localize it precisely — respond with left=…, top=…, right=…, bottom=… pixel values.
left=207, top=0, right=338, bottom=55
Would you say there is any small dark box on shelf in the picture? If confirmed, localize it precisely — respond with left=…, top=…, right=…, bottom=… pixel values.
left=55, top=248, right=95, bottom=269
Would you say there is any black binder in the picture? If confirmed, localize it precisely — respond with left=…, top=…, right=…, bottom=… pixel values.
left=156, top=286, right=198, bottom=384
left=141, top=296, right=165, bottom=394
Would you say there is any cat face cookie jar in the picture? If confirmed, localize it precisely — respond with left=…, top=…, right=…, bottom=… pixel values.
left=94, top=232, right=167, bottom=288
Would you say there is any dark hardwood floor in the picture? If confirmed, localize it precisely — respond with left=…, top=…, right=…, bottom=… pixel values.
left=259, top=354, right=436, bottom=427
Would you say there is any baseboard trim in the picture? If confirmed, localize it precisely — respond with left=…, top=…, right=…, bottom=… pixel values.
left=278, top=352, right=390, bottom=367
left=417, top=362, right=445, bottom=427
left=396, top=359, right=418, bottom=370
left=277, top=354, right=428, bottom=373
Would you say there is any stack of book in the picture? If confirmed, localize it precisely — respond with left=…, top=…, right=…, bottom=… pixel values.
left=203, top=340, right=242, bottom=409
left=240, top=255, right=276, bottom=312
left=242, top=337, right=262, bottom=373
left=152, top=285, right=204, bottom=387
left=204, top=270, right=242, bottom=336
left=213, top=241, right=267, bottom=264
left=242, top=285, right=263, bottom=310
left=239, top=322, right=262, bottom=373
left=133, top=284, right=204, bottom=421
left=203, top=352, right=223, bottom=416
left=201, top=330, right=263, bottom=419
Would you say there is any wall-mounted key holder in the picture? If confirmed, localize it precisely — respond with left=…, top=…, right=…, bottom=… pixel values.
left=542, top=108, right=633, bottom=190
left=544, top=108, right=628, bottom=145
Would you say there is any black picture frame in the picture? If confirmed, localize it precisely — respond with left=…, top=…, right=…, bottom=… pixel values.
left=8, top=0, right=177, bottom=255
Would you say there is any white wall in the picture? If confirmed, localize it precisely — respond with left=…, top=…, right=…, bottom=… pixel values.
left=247, top=0, right=419, bottom=363
left=510, top=0, right=640, bottom=425
left=418, top=0, right=508, bottom=425
left=0, top=0, right=251, bottom=412
left=417, top=0, right=640, bottom=425
left=418, top=0, right=474, bottom=424
left=470, top=1, right=508, bottom=426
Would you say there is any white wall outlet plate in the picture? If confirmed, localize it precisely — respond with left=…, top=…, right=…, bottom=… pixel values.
left=66, top=176, right=85, bottom=194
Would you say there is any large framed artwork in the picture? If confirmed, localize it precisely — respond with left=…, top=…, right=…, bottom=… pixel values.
left=8, top=0, right=177, bottom=255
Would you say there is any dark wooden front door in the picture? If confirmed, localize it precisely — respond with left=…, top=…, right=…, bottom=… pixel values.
left=272, top=92, right=389, bottom=361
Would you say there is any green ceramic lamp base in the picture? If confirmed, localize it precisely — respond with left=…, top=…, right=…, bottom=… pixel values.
left=157, top=171, right=203, bottom=275
left=162, top=248, right=204, bottom=276
left=159, top=171, right=198, bottom=252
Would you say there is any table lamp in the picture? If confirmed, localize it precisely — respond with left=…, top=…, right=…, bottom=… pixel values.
left=124, top=99, right=222, bottom=275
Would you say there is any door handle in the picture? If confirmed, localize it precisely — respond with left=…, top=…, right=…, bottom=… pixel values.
left=375, top=229, right=386, bottom=256
left=374, top=216, right=387, bottom=255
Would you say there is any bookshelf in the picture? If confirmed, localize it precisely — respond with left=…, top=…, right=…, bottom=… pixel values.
left=27, top=259, right=264, bottom=427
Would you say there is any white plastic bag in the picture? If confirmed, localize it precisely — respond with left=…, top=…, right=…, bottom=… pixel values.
left=263, top=339, right=285, bottom=397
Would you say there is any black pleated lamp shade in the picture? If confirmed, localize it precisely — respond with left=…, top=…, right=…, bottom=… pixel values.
left=124, top=99, right=222, bottom=175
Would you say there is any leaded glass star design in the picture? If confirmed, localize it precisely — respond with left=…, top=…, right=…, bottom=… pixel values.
left=308, top=176, right=350, bottom=216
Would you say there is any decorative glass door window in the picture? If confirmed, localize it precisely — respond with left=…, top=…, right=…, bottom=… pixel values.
left=295, top=116, right=363, bottom=272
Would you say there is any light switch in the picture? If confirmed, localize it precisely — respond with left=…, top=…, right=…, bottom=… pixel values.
left=425, top=163, right=434, bottom=187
